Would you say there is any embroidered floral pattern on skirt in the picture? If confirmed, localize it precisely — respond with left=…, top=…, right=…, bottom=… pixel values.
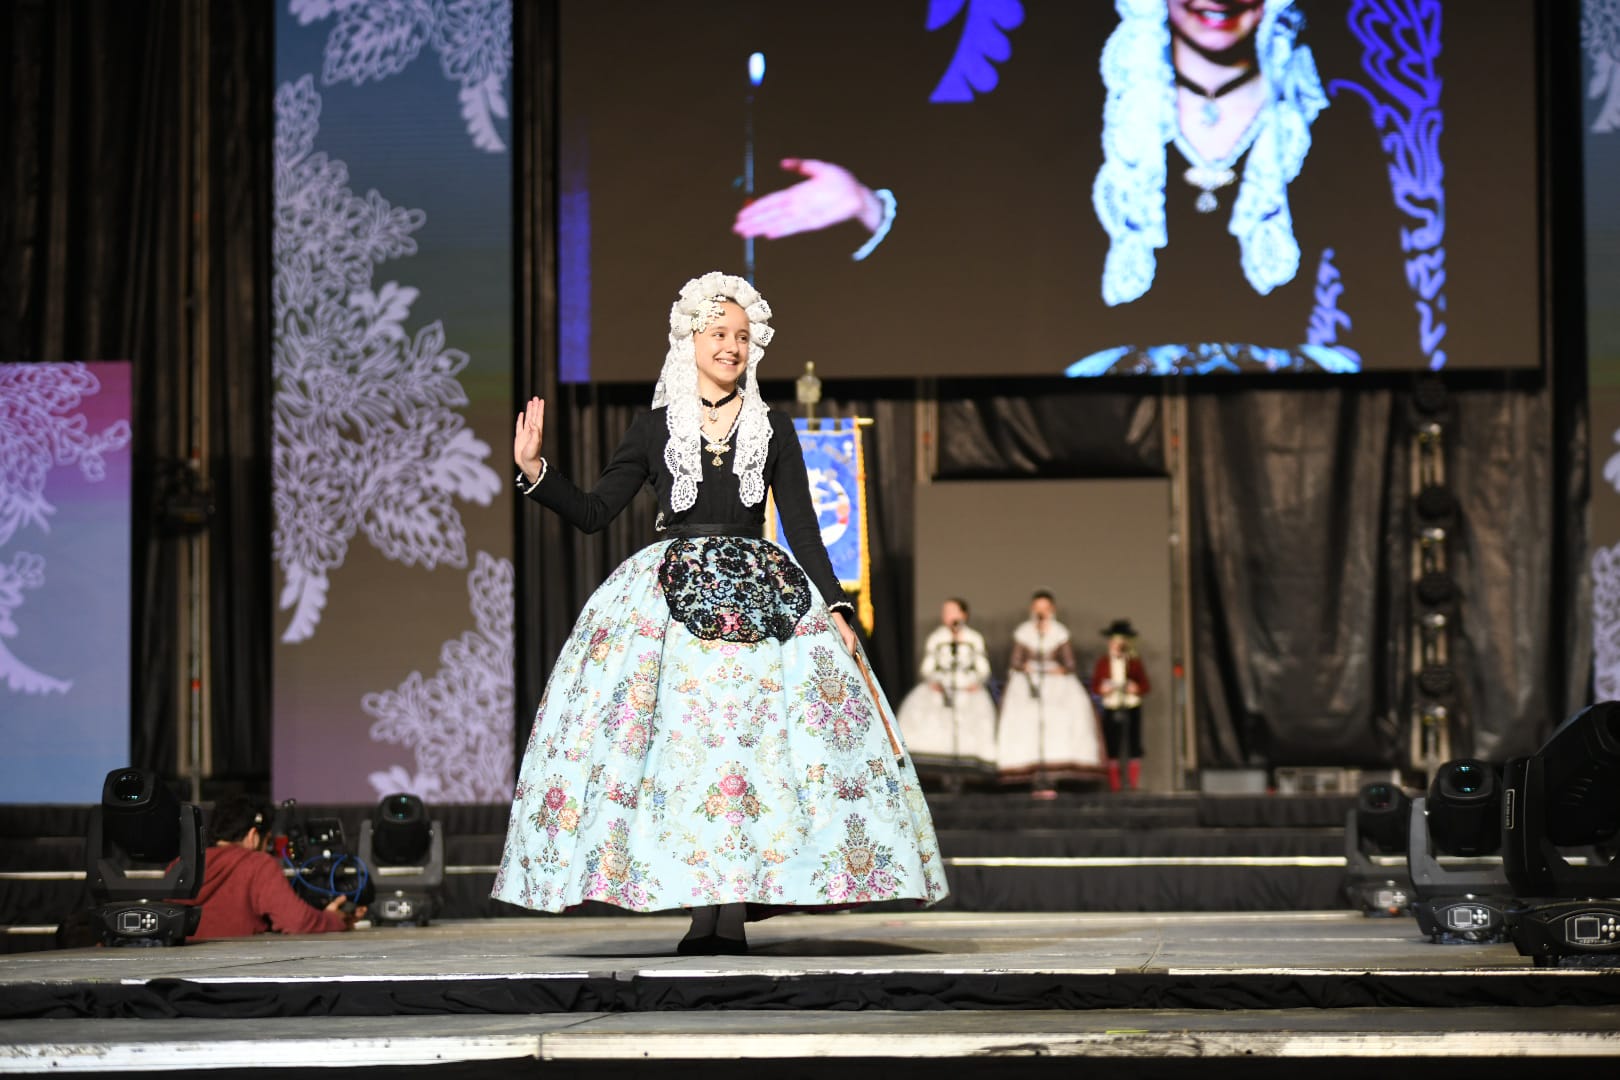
left=493, top=537, right=947, bottom=913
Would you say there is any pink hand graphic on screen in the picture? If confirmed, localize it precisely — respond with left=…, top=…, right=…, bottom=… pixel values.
left=732, top=159, right=884, bottom=240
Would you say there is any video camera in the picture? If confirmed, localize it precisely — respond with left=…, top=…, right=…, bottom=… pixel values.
left=269, top=800, right=375, bottom=912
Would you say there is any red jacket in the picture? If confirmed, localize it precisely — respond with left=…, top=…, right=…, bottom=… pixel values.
left=172, top=845, right=348, bottom=940
left=1091, top=655, right=1151, bottom=699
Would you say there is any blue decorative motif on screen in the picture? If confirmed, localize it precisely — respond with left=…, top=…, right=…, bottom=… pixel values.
left=1331, top=0, right=1447, bottom=370
left=926, top=0, right=1025, bottom=103
left=1307, top=247, right=1360, bottom=369
left=1066, top=342, right=1359, bottom=377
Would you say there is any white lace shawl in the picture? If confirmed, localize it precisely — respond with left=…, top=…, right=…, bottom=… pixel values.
left=1091, top=0, right=1327, bottom=306
left=652, top=271, right=775, bottom=513
left=1013, top=619, right=1071, bottom=654
left=921, top=625, right=991, bottom=685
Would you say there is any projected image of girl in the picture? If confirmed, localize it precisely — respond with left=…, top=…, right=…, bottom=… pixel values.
left=1073, top=0, right=1388, bottom=374
left=1096, top=0, right=1308, bottom=308
left=493, top=273, right=947, bottom=954
left=724, top=0, right=1413, bottom=377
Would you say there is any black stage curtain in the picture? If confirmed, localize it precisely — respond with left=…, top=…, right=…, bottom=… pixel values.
left=3, top=0, right=275, bottom=782
left=1188, top=386, right=1408, bottom=767
left=1188, top=376, right=1587, bottom=768
left=935, top=384, right=1164, bottom=478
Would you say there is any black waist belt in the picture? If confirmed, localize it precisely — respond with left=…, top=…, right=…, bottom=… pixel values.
left=659, top=522, right=765, bottom=540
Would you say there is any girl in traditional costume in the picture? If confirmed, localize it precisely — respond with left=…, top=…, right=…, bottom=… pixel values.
left=896, top=598, right=997, bottom=784
left=995, top=590, right=1107, bottom=796
left=492, top=272, right=947, bottom=953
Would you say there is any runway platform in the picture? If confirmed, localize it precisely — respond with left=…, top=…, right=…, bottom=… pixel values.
left=4, top=911, right=1620, bottom=1077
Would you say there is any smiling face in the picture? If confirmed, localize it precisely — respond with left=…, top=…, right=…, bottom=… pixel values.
left=1168, top=0, right=1264, bottom=57
left=1030, top=596, right=1055, bottom=625
left=692, top=299, right=750, bottom=400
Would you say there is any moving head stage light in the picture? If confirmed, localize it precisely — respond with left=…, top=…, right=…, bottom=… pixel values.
left=1502, top=702, right=1620, bottom=965
left=1407, top=759, right=1510, bottom=943
left=86, top=768, right=204, bottom=946
left=1344, top=781, right=1413, bottom=917
left=358, top=792, right=444, bottom=927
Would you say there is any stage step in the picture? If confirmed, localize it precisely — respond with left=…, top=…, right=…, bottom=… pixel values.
left=4, top=1007, right=1618, bottom=1075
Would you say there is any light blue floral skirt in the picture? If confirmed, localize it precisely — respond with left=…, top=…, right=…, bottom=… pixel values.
left=492, top=537, right=949, bottom=914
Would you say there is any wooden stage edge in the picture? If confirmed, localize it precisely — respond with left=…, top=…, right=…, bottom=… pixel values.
left=3, top=911, right=1620, bottom=1073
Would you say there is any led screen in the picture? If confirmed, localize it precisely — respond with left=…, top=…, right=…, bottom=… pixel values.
left=0, top=362, right=132, bottom=804
left=560, top=0, right=1543, bottom=380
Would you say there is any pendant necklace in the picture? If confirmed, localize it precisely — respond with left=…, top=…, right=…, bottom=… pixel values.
left=1175, top=65, right=1260, bottom=128
left=702, top=399, right=742, bottom=467
left=1174, top=108, right=1265, bottom=214
left=700, top=388, right=739, bottom=423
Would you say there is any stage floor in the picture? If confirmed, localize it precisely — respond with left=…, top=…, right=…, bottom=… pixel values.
left=4, top=912, right=1620, bottom=1074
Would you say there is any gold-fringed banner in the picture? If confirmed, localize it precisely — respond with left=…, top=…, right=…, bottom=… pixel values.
left=766, top=418, right=875, bottom=633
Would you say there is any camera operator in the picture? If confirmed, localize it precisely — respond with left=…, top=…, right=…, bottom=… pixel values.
left=173, top=796, right=365, bottom=940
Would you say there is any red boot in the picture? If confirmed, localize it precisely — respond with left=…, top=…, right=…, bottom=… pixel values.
left=1106, top=760, right=1121, bottom=792
left=1127, top=759, right=1142, bottom=791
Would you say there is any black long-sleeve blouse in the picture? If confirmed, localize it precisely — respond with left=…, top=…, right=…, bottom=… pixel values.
left=521, top=407, right=852, bottom=612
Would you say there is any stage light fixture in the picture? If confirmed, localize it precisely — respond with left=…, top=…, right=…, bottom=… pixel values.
left=1504, top=702, right=1620, bottom=886
left=1406, top=761, right=1510, bottom=943
left=358, top=792, right=444, bottom=927
left=1508, top=901, right=1620, bottom=963
left=1501, top=702, right=1620, bottom=964
left=1343, top=782, right=1414, bottom=917
left=1419, top=702, right=1448, bottom=723
left=1427, top=760, right=1501, bottom=857
left=1357, top=783, right=1412, bottom=852
left=1416, top=665, right=1455, bottom=699
left=1412, top=377, right=1449, bottom=417
left=1415, top=485, right=1455, bottom=522
left=86, top=768, right=203, bottom=946
left=1416, top=572, right=1455, bottom=607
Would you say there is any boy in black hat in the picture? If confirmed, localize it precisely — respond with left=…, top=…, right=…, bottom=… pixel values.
left=1091, top=619, right=1151, bottom=791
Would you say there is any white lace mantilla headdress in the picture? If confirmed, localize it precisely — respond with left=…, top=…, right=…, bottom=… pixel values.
left=1091, top=0, right=1327, bottom=305
left=652, top=271, right=775, bottom=513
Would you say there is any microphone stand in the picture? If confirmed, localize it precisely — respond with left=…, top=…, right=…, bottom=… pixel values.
left=1032, top=624, right=1049, bottom=793
left=947, top=631, right=963, bottom=793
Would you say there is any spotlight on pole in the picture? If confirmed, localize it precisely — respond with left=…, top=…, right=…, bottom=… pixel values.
left=1407, top=760, right=1510, bottom=943
left=358, top=793, right=443, bottom=927
left=1502, top=702, right=1620, bottom=965
left=86, top=768, right=204, bottom=946
left=1343, top=781, right=1413, bottom=917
